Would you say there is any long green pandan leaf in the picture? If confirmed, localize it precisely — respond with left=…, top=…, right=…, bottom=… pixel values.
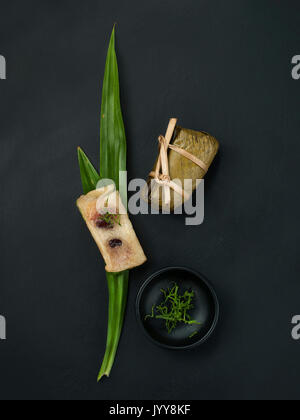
left=97, top=27, right=129, bottom=382
left=77, top=27, right=129, bottom=382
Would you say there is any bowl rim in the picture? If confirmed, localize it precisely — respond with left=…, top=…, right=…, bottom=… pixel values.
left=136, top=266, right=219, bottom=350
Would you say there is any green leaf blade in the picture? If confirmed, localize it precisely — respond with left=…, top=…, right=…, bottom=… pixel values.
left=98, top=27, right=129, bottom=381
left=77, top=27, right=129, bottom=382
left=77, top=147, right=100, bottom=194
left=100, top=27, right=127, bottom=203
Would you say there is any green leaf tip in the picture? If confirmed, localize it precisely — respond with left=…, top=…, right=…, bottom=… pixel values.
left=77, top=147, right=100, bottom=194
left=97, top=371, right=109, bottom=382
left=109, top=25, right=115, bottom=48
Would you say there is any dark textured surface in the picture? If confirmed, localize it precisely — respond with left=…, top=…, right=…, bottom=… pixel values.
left=0, top=0, right=299, bottom=400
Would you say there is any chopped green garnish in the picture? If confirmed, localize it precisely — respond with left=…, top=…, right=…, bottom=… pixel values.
left=98, top=212, right=122, bottom=227
left=145, top=283, right=201, bottom=334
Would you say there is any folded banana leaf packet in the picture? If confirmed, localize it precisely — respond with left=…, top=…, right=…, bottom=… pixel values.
left=144, top=119, right=219, bottom=211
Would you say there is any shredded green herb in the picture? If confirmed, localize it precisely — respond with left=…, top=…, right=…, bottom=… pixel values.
left=145, top=283, right=201, bottom=334
left=98, top=212, right=121, bottom=227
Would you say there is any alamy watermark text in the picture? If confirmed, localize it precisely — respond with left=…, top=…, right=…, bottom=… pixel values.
left=292, top=55, right=300, bottom=80
left=0, top=55, right=6, bottom=80
left=0, top=315, right=6, bottom=340
left=96, top=173, right=205, bottom=226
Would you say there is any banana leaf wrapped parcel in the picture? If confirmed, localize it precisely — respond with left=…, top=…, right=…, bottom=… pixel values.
left=143, top=119, right=219, bottom=211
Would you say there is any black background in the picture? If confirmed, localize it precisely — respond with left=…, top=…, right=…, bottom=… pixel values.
left=0, top=0, right=299, bottom=401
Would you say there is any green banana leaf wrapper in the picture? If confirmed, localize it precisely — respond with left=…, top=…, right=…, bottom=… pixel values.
left=144, top=126, right=219, bottom=211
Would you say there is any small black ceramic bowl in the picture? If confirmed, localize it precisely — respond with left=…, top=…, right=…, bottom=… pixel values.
left=136, top=267, right=219, bottom=350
